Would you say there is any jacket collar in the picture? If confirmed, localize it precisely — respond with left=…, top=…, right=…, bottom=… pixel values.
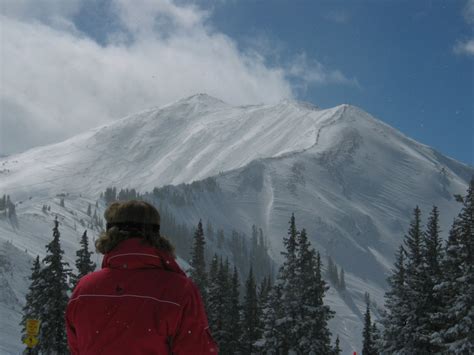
left=102, top=238, right=185, bottom=276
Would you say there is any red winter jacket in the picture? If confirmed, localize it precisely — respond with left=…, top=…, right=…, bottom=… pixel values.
left=66, top=238, right=218, bottom=355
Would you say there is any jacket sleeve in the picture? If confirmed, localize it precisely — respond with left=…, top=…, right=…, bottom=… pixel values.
left=171, top=280, right=218, bottom=354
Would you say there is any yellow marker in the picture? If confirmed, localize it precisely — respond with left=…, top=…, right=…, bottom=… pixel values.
left=26, top=319, right=40, bottom=336
left=23, top=336, right=39, bottom=348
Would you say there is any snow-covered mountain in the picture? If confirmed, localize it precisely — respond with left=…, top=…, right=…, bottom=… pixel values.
left=0, top=94, right=472, bottom=353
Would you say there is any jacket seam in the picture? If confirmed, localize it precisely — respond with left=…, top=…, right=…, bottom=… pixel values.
left=108, top=253, right=161, bottom=260
left=68, top=294, right=181, bottom=307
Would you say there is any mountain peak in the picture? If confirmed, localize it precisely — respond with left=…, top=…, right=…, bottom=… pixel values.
left=176, top=93, right=229, bottom=107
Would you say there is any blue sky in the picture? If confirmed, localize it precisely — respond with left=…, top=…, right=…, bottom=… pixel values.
left=1, top=0, right=472, bottom=165
left=202, top=0, right=474, bottom=164
left=73, top=0, right=473, bottom=164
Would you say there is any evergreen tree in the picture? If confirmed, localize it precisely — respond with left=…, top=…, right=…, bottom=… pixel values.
left=73, top=230, right=96, bottom=288
left=421, top=206, right=445, bottom=353
left=382, top=246, right=407, bottom=353
left=401, top=206, right=429, bottom=352
left=333, top=335, right=342, bottom=355
left=432, top=179, right=474, bottom=353
left=260, top=282, right=284, bottom=353
left=372, top=322, right=381, bottom=354
left=277, top=213, right=300, bottom=353
left=258, top=276, right=271, bottom=313
left=312, top=252, right=334, bottom=352
left=37, top=218, right=71, bottom=354
left=362, top=299, right=376, bottom=355
left=206, top=255, right=219, bottom=340
left=227, top=266, right=242, bottom=354
left=258, top=215, right=334, bottom=354
left=339, top=267, right=346, bottom=291
left=208, top=257, right=232, bottom=353
left=86, top=203, right=92, bottom=217
left=220, top=259, right=234, bottom=353
left=296, top=229, right=333, bottom=354
left=20, top=256, right=43, bottom=355
left=189, top=219, right=207, bottom=306
left=241, top=265, right=260, bottom=354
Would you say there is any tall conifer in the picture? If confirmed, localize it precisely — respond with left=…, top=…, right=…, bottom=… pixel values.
left=227, top=266, right=242, bottom=354
left=38, top=218, right=70, bottom=354
left=241, top=266, right=260, bottom=354
left=362, top=300, right=376, bottom=355
left=72, top=230, right=96, bottom=288
left=421, top=206, right=444, bottom=352
left=189, top=219, right=207, bottom=306
left=432, top=179, right=474, bottom=352
left=382, top=246, right=407, bottom=352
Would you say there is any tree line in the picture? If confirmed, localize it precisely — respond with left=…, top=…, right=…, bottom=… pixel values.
left=101, top=186, right=275, bottom=285
left=362, top=179, right=473, bottom=354
left=189, top=215, right=341, bottom=354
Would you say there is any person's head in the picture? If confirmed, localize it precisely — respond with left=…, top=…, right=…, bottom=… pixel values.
left=95, top=200, right=175, bottom=256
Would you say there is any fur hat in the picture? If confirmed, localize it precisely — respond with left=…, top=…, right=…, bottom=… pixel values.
left=105, top=200, right=160, bottom=229
left=97, top=200, right=174, bottom=255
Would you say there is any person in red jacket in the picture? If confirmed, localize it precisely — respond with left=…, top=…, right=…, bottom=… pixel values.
left=66, top=200, right=218, bottom=354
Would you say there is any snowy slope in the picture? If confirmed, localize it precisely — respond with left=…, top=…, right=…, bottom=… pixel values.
left=0, top=94, right=336, bottom=200
left=0, top=94, right=472, bottom=353
left=139, top=104, right=471, bottom=351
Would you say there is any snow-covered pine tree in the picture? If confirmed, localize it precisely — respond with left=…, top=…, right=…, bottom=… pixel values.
left=420, top=205, right=445, bottom=353
left=241, top=265, right=260, bottom=354
left=20, top=255, right=43, bottom=354
left=382, top=246, right=407, bottom=353
left=72, top=230, right=96, bottom=288
left=87, top=203, right=92, bottom=217
left=227, top=266, right=242, bottom=354
left=277, top=213, right=300, bottom=353
left=333, top=335, right=342, bottom=355
left=296, top=228, right=333, bottom=353
left=401, top=206, right=429, bottom=353
left=362, top=299, right=376, bottom=355
left=432, top=179, right=474, bottom=353
left=37, top=218, right=71, bottom=354
left=312, top=251, right=334, bottom=353
left=258, top=283, right=283, bottom=353
left=189, top=219, right=208, bottom=306
left=371, top=322, right=381, bottom=354
left=216, top=258, right=232, bottom=353
left=258, top=276, right=271, bottom=312
left=339, top=267, right=346, bottom=291
left=207, top=255, right=221, bottom=346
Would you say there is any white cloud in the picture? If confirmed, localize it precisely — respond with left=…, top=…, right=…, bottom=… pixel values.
left=0, top=0, right=354, bottom=154
left=464, top=0, right=474, bottom=24
left=454, top=0, right=474, bottom=57
left=454, top=39, right=474, bottom=56
left=288, top=53, right=358, bottom=87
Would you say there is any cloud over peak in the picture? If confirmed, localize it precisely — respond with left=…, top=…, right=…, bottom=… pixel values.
left=0, top=0, right=354, bottom=154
